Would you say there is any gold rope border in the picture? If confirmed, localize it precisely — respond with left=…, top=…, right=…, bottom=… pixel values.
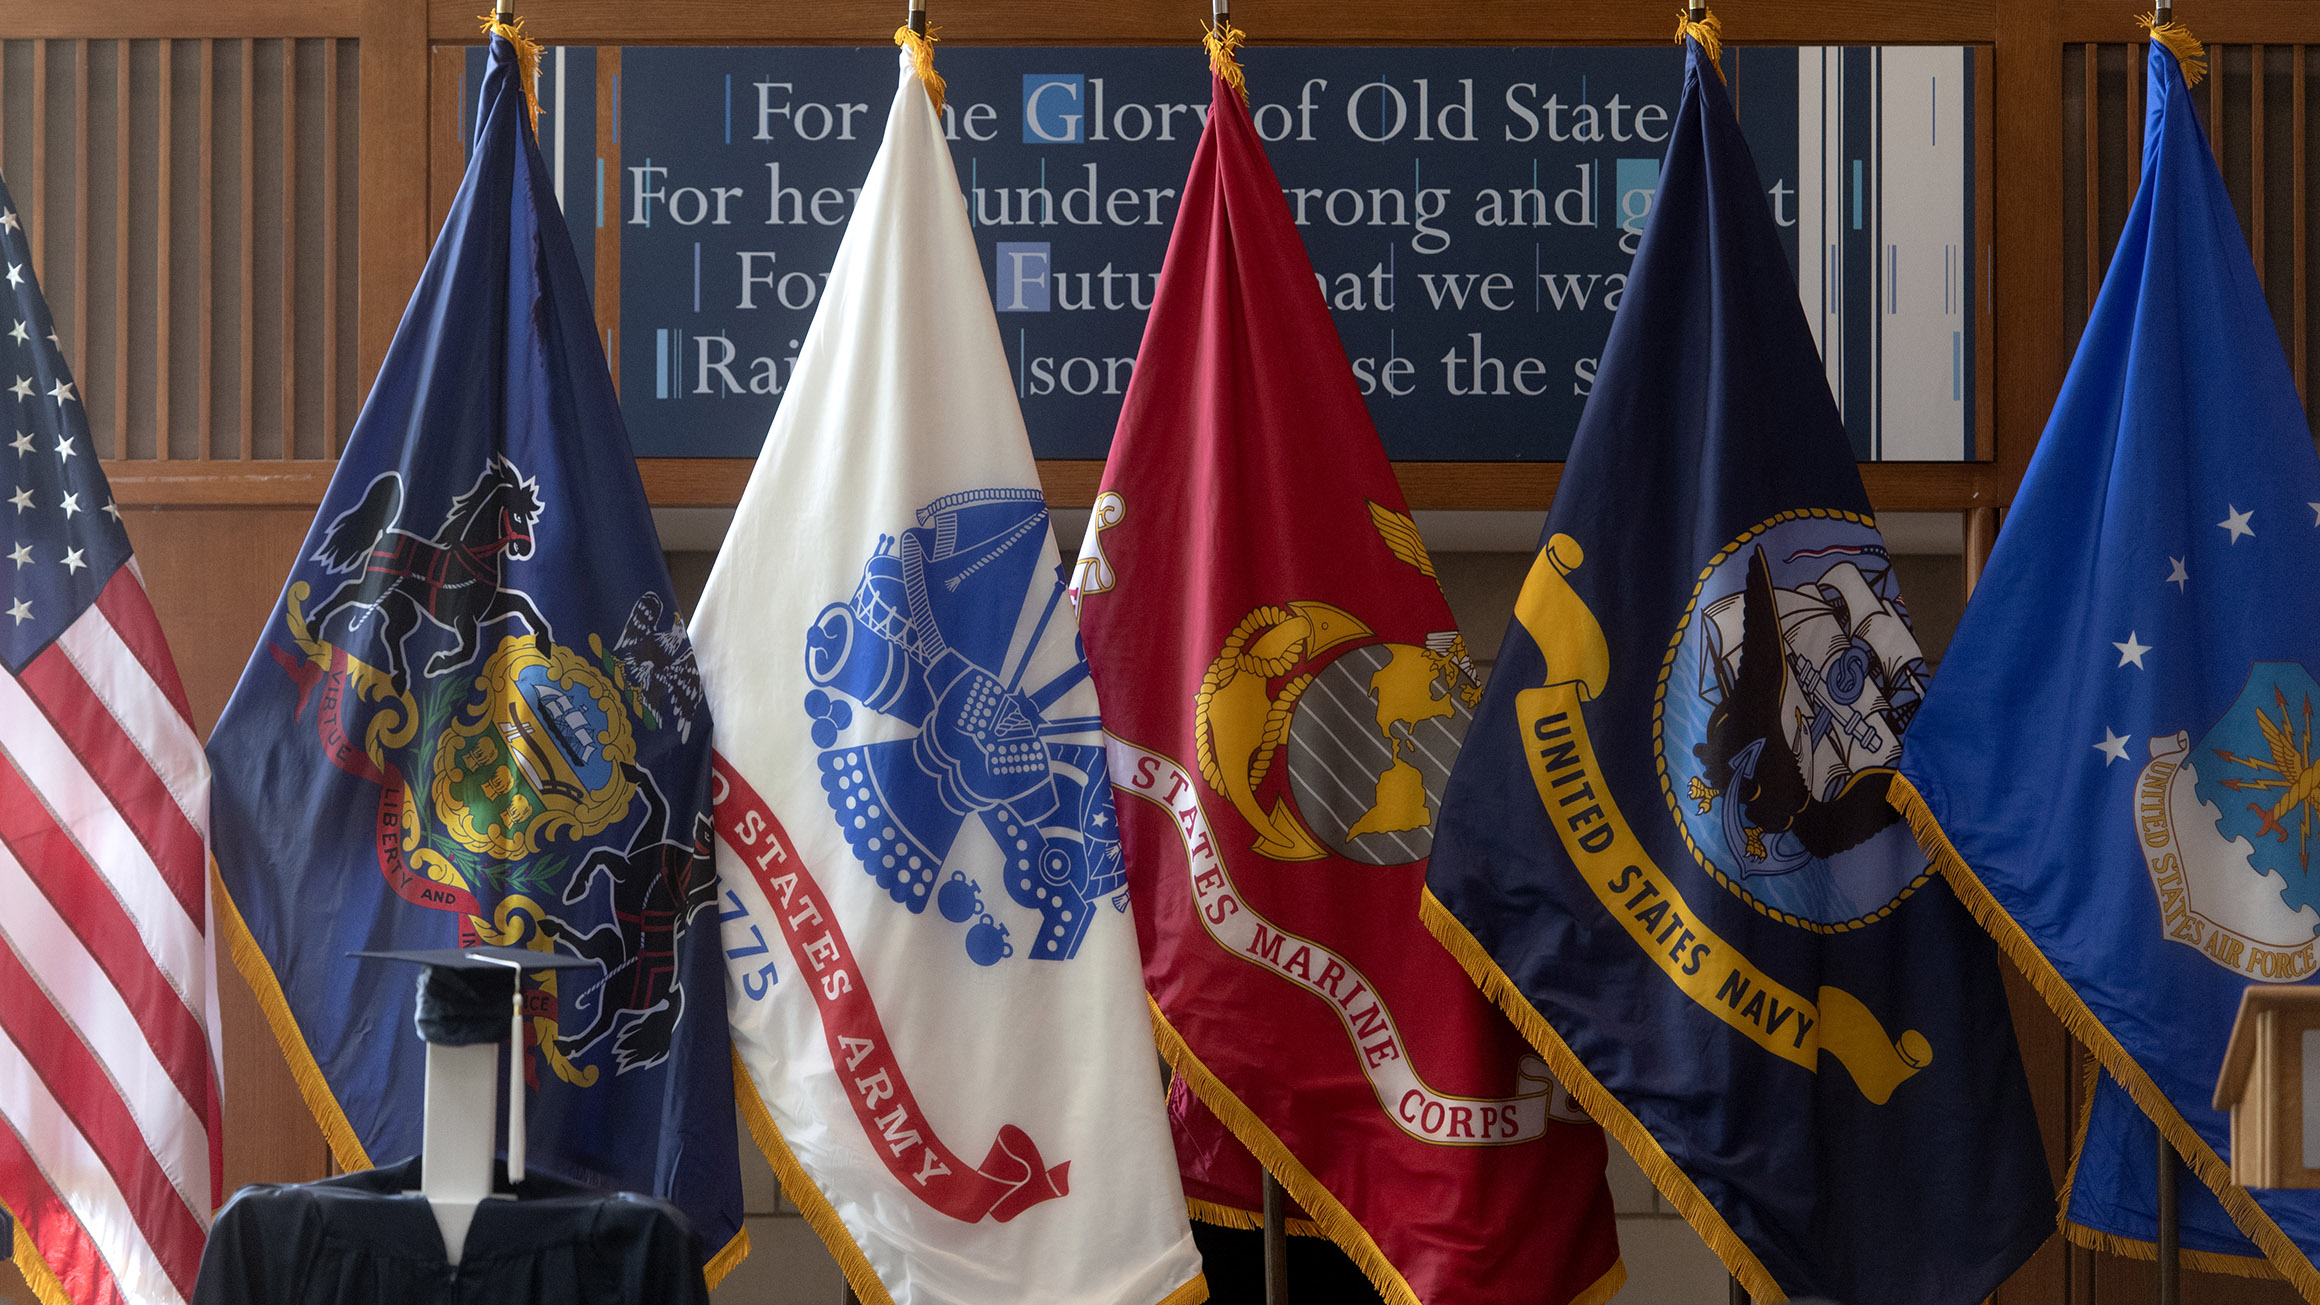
left=1150, top=994, right=1627, bottom=1305
left=1418, top=889, right=1776, bottom=1301
left=214, top=858, right=748, bottom=1286
left=2054, top=1025, right=2281, bottom=1279
left=1889, top=774, right=2320, bottom=1300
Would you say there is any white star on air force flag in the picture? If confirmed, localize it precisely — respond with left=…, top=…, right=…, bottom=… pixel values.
left=2221, top=504, right=2255, bottom=542
left=2096, top=728, right=2132, bottom=765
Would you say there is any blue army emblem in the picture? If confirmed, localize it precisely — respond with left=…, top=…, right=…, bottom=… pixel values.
left=803, top=488, right=1125, bottom=966
left=1657, top=512, right=1934, bottom=930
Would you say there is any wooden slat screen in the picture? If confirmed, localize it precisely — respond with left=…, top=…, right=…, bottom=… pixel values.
left=2064, top=42, right=2317, bottom=421
left=0, top=37, right=359, bottom=462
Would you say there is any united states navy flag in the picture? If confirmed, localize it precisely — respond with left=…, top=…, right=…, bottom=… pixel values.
left=1422, top=26, right=2053, bottom=1303
left=1893, top=29, right=2320, bottom=1292
left=206, top=25, right=744, bottom=1276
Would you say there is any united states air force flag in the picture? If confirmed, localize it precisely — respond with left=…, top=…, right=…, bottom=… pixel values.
left=688, top=43, right=1205, bottom=1305
left=206, top=28, right=744, bottom=1274
left=1894, top=34, right=2320, bottom=1292
left=1421, top=31, right=2054, bottom=1304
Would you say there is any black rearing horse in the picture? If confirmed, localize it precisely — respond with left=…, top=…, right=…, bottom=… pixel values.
left=306, top=456, right=554, bottom=693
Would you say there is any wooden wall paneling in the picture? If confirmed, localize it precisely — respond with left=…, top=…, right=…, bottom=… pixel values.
left=2297, top=45, right=2307, bottom=399
left=2084, top=44, right=2101, bottom=316
left=157, top=39, right=172, bottom=459
left=31, top=37, right=45, bottom=276
left=114, top=39, right=130, bottom=459
left=73, top=40, right=88, bottom=398
left=238, top=36, right=253, bottom=460
left=429, top=0, right=2001, bottom=47
left=198, top=37, right=212, bottom=461
left=357, top=0, right=428, bottom=396
left=0, top=1, right=359, bottom=40
left=427, top=43, right=462, bottom=251
left=281, top=37, right=295, bottom=457
left=1977, top=43, right=1996, bottom=463
left=323, top=36, right=339, bottom=452
left=2254, top=46, right=2268, bottom=285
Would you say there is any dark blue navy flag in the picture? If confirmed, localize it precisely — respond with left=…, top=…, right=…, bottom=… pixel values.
left=205, top=29, right=744, bottom=1275
left=1422, top=30, right=2053, bottom=1304
left=1895, top=33, right=2320, bottom=1291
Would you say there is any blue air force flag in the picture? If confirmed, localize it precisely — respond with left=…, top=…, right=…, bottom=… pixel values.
left=1894, top=38, right=2320, bottom=1291
left=205, top=30, right=744, bottom=1273
left=1421, top=35, right=2053, bottom=1305
left=686, top=46, right=1204, bottom=1305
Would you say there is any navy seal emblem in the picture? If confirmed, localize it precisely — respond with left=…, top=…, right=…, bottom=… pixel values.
left=1658, top=512, right=1934, bottom=929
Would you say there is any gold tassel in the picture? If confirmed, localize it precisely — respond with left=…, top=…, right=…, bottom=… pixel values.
left=1185, top=1196, right=1325, bottom=1238
left=1673, top=8, right=1728, bottom=85
left=1885, top=775, right=2320, bottom=1300
left=893, top=24, right=947, bottom=115
left=477, top=12, right=544, bottom=134
left=2140, top=12, right=2209, bottom=87
left=1203, top=21, right=1250, bottom=103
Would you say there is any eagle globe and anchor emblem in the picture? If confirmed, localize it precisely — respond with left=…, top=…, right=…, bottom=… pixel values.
left=802, top=488, right=1124, bottom=967
left=1658, top=512, right=1937, bottom=930
left=1101, top=499, right=1482, bottom=868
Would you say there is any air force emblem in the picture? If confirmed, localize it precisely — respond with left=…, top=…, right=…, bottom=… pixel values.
left=2137, top=662, right=2320, bottom=980
left=804, top=488, right=1124, bottom=966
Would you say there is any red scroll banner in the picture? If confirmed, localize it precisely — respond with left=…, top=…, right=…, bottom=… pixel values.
left=711, top=753, right=1071, bottom=1223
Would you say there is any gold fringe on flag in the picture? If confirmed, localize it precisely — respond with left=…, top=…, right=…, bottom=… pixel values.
left=1184, top=1196, right=1325, bottom=1238
left=478, top=11, right=544, bottom=133
left=1673, top=7, right=1727, bottom=84
left=732, top=1050, right=897, bottom=1305
left=1418, top=890, right=1771, bottom=1301
left=894, top=24, right=947, bottom=115
left=1203, top=22, right=1249, bottom=103
left=1885, top=774, right=2320, bottom=1299
left=9, top=1216, right=71, bottom=1305
left=2140, top=12, right=2209, bottom=87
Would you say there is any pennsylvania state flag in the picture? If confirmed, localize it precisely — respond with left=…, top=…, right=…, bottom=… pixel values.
left=205, top=27, right=744, bottom=1274
left=1422, top=31, right=2053, bottom=1304
left=1894, top=33, right=2320, bottom=1293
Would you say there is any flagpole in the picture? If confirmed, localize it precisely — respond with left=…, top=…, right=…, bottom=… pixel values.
left=2157, top=1139, right=2180, bottom=1305
left=1262, top=1171, right=1289, bottom=1305
left=1729, top=1275, right=1747, bottom=1305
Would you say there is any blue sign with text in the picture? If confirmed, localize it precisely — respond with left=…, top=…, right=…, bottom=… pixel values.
left=475, top=45, right=1973, bottom=462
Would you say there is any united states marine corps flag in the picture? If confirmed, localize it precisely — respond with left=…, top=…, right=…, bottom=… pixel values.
left=206, top=22, right=745, bottom=1275
left=1894, top=26, right=2320, bottom=1290
left=1421, top=22, right=2052, bottom=1304
left=687, top=33, right=1205, bottom=1305
left=1071, top=30, right=1622, bottom=1305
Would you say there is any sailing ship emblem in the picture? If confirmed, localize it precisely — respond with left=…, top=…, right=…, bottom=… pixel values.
left=1658, top=513, right=1935, bottom=929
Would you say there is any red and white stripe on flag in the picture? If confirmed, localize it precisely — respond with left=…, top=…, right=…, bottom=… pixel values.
left=0, top=567, right=218, bottom=1305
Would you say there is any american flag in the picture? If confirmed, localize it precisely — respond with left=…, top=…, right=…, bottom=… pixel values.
left=0, top=172, right=218, bottom=1305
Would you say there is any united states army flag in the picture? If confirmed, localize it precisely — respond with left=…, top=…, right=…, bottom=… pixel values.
left=689, top=45, right=1207, bottom=1305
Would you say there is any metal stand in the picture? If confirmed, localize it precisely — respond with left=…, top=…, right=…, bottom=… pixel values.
left=1729, top=1272, right=1747, bottom=1305
left=2157, top=1139, right=2180, bottom=1305
left=1262, top=1172, right=1289, bottom=1305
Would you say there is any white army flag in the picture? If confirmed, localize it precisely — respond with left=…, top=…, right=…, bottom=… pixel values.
left=690, top=49, right=1207, bottom=1305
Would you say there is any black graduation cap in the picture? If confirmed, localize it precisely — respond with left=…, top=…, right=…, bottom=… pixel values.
left=348, top=945, right=596, bottom=1180
left=350, top=945, right=594, bottom=1046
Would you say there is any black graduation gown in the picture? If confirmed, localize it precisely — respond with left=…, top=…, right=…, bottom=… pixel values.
left=192, top=1157, right=710, bottom=1305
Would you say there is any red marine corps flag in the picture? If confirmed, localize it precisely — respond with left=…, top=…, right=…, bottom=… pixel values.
left=1071, top=32, right=1622, bottom=1305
